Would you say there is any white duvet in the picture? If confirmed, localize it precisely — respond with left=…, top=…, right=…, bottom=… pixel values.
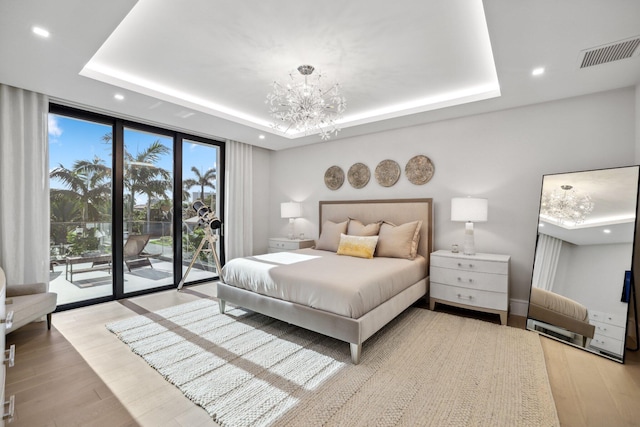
left=221, top=248, right=427, bottom=318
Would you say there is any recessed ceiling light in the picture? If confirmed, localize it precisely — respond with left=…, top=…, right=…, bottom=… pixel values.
left=114, top=94, right=125, bottom=101
left=258, top=135, right=265, bottom=140
left=532, top=67, right=545, bottom=76
left=603, top=229, right=612, bottom=234
left=32, top=26, right=50, bottom=38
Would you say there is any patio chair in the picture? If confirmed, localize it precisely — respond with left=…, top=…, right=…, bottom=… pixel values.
left=123, top=234, right=159, bottom=272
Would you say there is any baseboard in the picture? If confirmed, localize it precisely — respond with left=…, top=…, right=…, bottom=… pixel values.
left=510, top=298, right=529, bottom=317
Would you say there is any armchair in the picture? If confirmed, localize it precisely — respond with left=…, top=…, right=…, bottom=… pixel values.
left=1, top=267, right=57, bottom=333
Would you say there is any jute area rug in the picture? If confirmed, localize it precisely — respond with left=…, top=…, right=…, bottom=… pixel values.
left=107, top=298, right=559, bottom=427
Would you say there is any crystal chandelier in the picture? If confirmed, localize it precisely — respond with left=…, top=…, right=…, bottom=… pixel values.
left=540, top=184, right=595, bottom=225
left=266, top=65, right=346, bottom=140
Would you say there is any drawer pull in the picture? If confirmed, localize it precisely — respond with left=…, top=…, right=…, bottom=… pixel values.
left=1, top=311, right=13, bottom=329
left=457, top=293, right=473, bottom=300
left=3, top=395, right=15, bottom=422
left=456, top=262, right=474, bottom=268
left=4, top=344, right=15, bottom=368
left=456, top=277, right=473, bottom=283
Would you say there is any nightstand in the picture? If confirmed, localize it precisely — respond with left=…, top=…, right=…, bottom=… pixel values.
left=268, top=237, right=315, bottom=253
left=588, top=310, right=626, bottom=357
left=429, top=250, right=510, bottom=325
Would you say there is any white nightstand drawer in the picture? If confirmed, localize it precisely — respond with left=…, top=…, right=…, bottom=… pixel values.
left=431, top=283, right=508, bottom=311
left=430, top=266, right=508, bottom=293
left=589, top=310, right=626, bottom=328
left=592, top=321, right=626, bottom=341
left=268, top=238, right=315, bottom=252
left=590, top=333, right=624, bottom=356
left=430, top=253, right=509, bottom=275
left=270, top=240, right=304, bottom=250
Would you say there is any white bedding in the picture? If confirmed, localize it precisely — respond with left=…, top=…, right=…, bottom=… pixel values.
left=221, top=248, right=427, bottom=318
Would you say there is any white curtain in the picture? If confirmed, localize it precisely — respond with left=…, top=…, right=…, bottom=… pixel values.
left=531, top=233, right=563, bottom=291
left=224, top=140, right=253, bottom=260
left=0, top=84, right=49, bottom=286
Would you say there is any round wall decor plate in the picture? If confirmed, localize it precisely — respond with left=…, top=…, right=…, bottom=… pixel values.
left=405, top=155, right=435, bottom=185
left=324, top=165, right=345, bottom=190
left=375, top=159, right=401, bottom=187
left=348, top=163, right=370, bottom=189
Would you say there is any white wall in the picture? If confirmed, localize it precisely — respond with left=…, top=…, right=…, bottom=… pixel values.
left=553, top=242, right=631, bottom=318
left=636, top=83, right=640, bottom=164
left=262, top=87, right=636, bottom=304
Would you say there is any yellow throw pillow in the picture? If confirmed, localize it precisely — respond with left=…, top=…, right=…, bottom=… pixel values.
left=336, top=233, right=379, bottom=259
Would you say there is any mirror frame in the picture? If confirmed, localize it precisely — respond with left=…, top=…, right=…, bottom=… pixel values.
left=526, top=165, right=640, bottom=363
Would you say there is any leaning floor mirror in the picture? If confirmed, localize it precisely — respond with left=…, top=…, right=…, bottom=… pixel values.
left=527, top=165, right=640, bottom=363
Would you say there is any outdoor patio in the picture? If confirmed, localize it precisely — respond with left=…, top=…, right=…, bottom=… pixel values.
left=49, top=257, right=216, bottom=306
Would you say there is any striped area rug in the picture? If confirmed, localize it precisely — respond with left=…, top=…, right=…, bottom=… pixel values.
left=106, top=298, right=559, bottom=427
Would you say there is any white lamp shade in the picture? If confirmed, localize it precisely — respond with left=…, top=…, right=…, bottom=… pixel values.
left=451, top=197, right=488, bottom=222
left=281, top=202, right=301, bottom=219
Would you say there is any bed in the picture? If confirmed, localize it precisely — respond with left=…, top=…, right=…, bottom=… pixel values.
left=217, top=198, right=433, bottom=364
left=528, top=287, right=595, bottom=346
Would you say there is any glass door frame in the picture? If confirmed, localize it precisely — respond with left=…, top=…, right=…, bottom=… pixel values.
left=50, top=104, right=225, bottom=311
left=178, top=134, right=226, bottom=287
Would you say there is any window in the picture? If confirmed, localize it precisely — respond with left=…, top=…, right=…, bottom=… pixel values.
left=48, top=105, right=224, bottom=309
left=181, top=139, right=222, bottom=282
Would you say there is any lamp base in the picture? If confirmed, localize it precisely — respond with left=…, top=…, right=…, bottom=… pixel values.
left=463, top=222, right=476, bottom=255
left=288, top=218, right=295, bottom=240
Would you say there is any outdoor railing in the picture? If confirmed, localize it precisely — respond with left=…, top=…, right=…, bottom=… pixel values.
left=50, top=220, right=217, bottom=270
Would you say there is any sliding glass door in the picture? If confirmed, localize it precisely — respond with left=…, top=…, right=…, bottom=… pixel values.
left=180, top=139, right=222, bottom=283
left=123, top=127, right=174, bottom=293
left=48, top=105, right=225, bottom=309
left=48, top=113, right=114, bottom=305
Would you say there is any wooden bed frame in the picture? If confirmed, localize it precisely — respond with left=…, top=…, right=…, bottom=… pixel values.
left=217, top=198, right=434, bottom=364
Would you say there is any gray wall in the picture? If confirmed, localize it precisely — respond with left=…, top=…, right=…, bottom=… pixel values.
left=255, top=87, right=637, bottom=312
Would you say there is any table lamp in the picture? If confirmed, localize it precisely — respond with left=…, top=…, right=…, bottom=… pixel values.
left=281, top=201, right=301, bottom=239
left=451, top=197, right=488, bottom=255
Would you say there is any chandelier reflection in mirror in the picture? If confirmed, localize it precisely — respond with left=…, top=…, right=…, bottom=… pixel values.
left=540, top=184, right=595, bottom=225
left=266, top=65, right=346, bottom=140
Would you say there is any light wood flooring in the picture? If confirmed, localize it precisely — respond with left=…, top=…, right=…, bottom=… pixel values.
left=5, top=284, right=640, bottom=426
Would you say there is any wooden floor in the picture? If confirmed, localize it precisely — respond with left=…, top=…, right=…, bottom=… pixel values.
left=5, top=285, right=640, bottom=426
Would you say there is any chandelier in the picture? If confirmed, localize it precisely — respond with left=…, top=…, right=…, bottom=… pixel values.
left=540, top=184, right=594, bottom=225
left=266, top=65, right=346, bottom=140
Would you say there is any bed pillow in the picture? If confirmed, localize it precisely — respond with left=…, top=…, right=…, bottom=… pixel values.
left=336, top=234, right=379, bottom=259
left=376, top=220, right=422, bottom=260
left=316, top=220, right=348, bottom=252
left=347, top=218, right=381, bottom=236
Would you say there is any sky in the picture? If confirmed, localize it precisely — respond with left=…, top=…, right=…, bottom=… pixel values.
left=49, top=114, right=219, bottom=204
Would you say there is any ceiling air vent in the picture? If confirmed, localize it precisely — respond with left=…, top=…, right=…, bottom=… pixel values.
left=579, top=36, right=640, bottom=68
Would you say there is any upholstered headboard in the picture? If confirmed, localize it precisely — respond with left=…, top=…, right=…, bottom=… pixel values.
left=319, top=198, right=434, bottom=261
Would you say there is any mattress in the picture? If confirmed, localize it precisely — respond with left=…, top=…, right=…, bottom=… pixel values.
left=530, top=287, right=589, bottom=322
left=221, top=248, right=427, bottom=319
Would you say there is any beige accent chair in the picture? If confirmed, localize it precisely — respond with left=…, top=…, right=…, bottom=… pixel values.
left=0, top=267, right=57, bottom=333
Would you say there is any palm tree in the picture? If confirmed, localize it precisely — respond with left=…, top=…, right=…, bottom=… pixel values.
left=124, top=140, right=171, bottom=231
left=184, top=166, right=217, bottom=210
left=49, top=191, right=82, bottom=247
left=49, top=156, right=111, bottom=222
left=100, top=132, right=172, bottom=232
